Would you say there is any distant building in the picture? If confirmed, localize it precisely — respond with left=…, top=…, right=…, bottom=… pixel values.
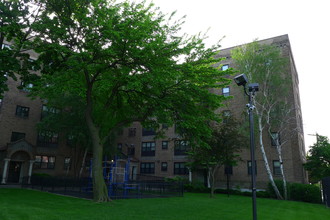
left=0, top=35, right=307, bottom=189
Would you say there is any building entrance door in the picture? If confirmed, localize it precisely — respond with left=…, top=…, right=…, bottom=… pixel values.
left=7, top=161, right=22, bottom=183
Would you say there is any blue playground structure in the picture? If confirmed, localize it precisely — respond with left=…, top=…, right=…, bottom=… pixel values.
left=87, top=156, right=140, bottom=199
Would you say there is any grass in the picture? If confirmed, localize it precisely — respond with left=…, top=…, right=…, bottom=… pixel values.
left=0, top=188, right=329, bottom=220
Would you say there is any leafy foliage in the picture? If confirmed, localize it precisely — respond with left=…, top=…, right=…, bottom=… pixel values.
left=0, top=0, right=40, bottom=97
left=29, top=0, right=231, bottom=201
left=188, top=116, right=247, bottom=197
left=304, top=135, right=330, bottom=183
left=231, top=41, right=290, bottom=126
left=189, top=117, right=246, bottom=168
left=268, top=180, right=321, bottom=204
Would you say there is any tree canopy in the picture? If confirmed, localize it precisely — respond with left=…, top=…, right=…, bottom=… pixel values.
left=28, top=0, right=231, bottom=201
left=304, top=135, right=330, bottom=183
left=189, top=116, right=247, bottom=197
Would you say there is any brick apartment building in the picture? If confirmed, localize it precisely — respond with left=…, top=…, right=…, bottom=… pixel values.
left=115, top=34, right=308, bottom=189
left=0, top=43, right=86, bottom=184
left=0, top=35, right=308, bottom=189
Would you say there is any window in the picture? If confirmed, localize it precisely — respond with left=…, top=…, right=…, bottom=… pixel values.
left=66, top=134, right=75, bottom=146
left=142, top=127, right=156, bottom=136
left=221, top=64, right=229, bottom=71
left=1, top=44, right=11, bottom=50
left=247, top=161, right=257, bottom=175
left=161, top=162, right=168, bottom=172
left=128, top=128, right=136, bottom=137
left=34, top=155, right=56, bottom=169
left=174, top=140, right=189, bottom=155
left=140, top=162, right=155, bottom=174
left=141, top=142, right=155, bottom=156
left=222, top=87, right=230, bottom=97
left=37, top=130, right=59, bottom=147
left=10, top=132, right=26, bottom=142
left=273, top=160, right=281, bottom=175
left=271, top=132, right=281, bottom=146
left=222, top=110, right=231, bottom=123
left=20, top=81, right=33, bottom=92
left=15, top=105, right=30, bottom=118
left=64, top=157, right=71, bottom=170
left=224, top=165, right=233, bottom=175
left=174, top=162, right=188, bottom=175
left=162, top=141, right=168, bottom=150
left=41, top=105, right=60, bottom=120
left=128, top=144, right=135, bottom=156
left=34, top=156, right=42, bottom=168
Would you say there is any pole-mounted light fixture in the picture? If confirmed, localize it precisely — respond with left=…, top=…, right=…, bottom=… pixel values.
left=234, top=73, right=259, bottom=220
left=234, top=73, right=248, bottom=86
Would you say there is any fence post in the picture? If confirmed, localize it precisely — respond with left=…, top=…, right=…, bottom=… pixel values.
left=322, top=177, right=330, bottom=208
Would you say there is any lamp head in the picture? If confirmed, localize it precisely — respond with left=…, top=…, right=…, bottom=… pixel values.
left=234, top=74, right=248, bottom=86
left=248, top=83, right=259, bottom=92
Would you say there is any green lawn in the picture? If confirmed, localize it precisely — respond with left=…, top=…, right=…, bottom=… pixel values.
left=0, top=188, right=329, bottom=220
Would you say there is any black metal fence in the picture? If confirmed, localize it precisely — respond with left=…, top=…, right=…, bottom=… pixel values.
left=21, top=175, right=183, bottom=200
left=135, top=174, right=166, bottom=182
left=322, top=177, right=330, bottom=208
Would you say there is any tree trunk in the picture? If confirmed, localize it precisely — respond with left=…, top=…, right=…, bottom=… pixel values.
left=209, top=165, right=220, bottom=198
left=79, top=148, right=88, bottom=178
left=85, top=75, right=110, bottom=202
left=226, top=173, right=230, bottom=197
left=257, top=116, right=283, bottom=200
left=91, top=134, right=110, bottom=202
left=86, top=101, right=110, bottom=202
left=210, top=166, right=216, bottom=198
left=276, top=144, right=288, bottom=200
left=207, top=167, right=211, bottom=188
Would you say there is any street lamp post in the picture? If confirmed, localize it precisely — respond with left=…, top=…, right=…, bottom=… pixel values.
left=308, top=133, right=319, bottom=145
left=234, top=74, right=259, bottom=220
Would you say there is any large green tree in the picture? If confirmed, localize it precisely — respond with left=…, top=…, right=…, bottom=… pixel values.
left=31, top=0, right=231, bottom=202
left=304, top=134, right=330, bottom=183
left=232, top=41, right=293, bottom=200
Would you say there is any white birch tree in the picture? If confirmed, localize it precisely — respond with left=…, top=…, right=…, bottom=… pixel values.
left=232, top=41, right=293, bottom=199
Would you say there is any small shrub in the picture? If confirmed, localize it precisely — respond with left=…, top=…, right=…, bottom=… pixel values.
left=184, top=182, right=210, bottom=193
left=267, top=180, right=322, bottom=203
left=214, top=188, right=240, bottom=195
left=290, top=183, right=322, bottom=203
left=256, top=190, right=270, bottom=198
left=165, top=176, right=188, bottom=184
left=241, top=191, right=252, bottom=197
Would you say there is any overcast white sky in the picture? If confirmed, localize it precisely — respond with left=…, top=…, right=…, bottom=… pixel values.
left=148, top=0, right=330, bottom=150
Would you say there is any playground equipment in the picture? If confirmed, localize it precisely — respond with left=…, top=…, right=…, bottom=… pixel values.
left=87, top=156, right=139, bottom=198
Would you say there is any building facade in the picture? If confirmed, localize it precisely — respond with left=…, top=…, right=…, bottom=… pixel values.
left=0, top=45, right=87, bottom=184
left=114, top=34, right=308, bottom=189
left=0, top=35, right=308, bottom=189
